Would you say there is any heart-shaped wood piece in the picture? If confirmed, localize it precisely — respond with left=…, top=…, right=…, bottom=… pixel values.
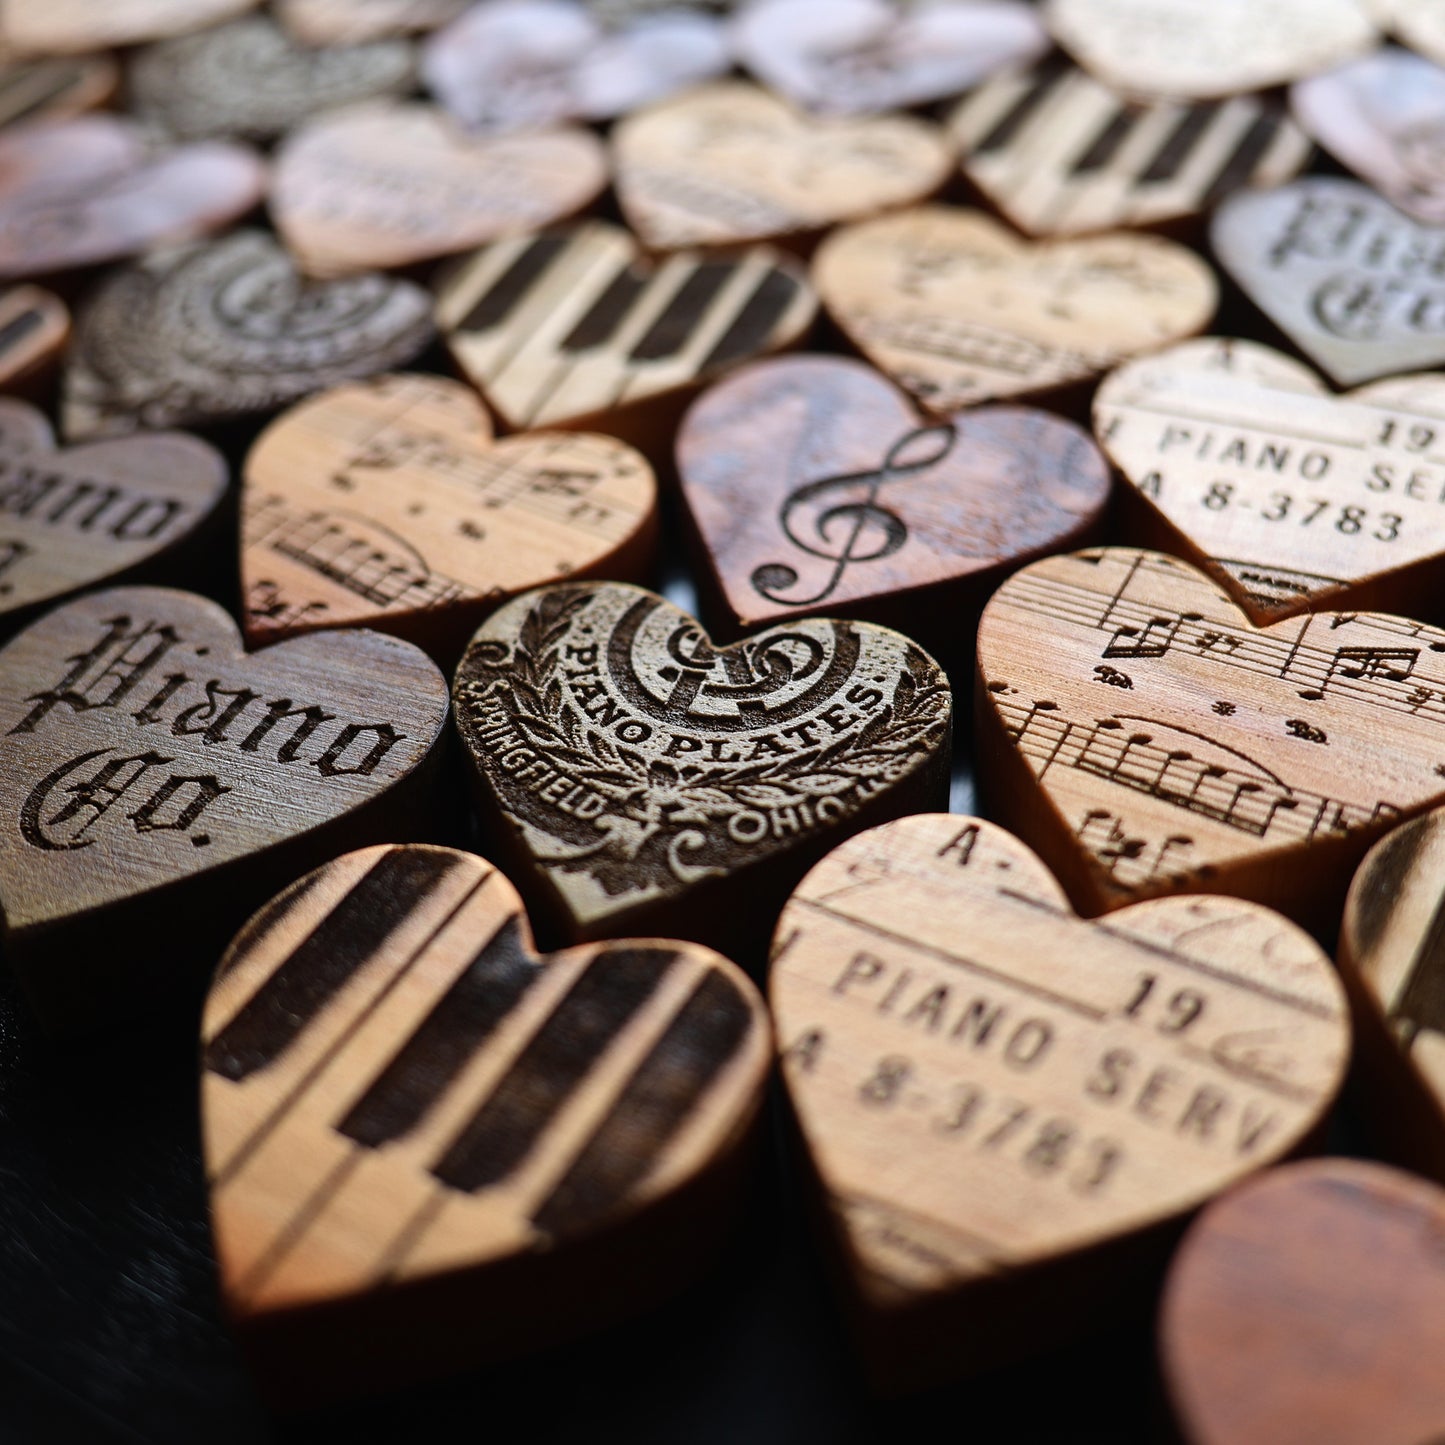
left=453, top=581, right=951, bottom=961
left=3, top=0, right=259, bottom=54
left=271, top=102, right=607, bottom=278
left=734, top=0, right=1048, bottom=116
left=1043, top=0, right=1377, bottom=100
left=612, top=81, right=952, bottom=251
left=951, top=61, right=1312, bottom=238
left=1095, top=336, right=1445, bottom=624
left=676, top=353, right=1110, bottom=648
left=128, top=14, right=415, bottom=142
left=975, top=546, right=1445, bottom=925
left=434, top=220, right=817, bottom=434
left=0, top=395, right=226, bottom=622
left=814, top=205, right=1217, bottom=412
left=61, top=230, right=435, bottom=441
left=423, top=0, right=730, bottom=134
left=277, top=0, right=466, bottom=45
left=0, top=51, right=118, bottom=127
left=0, top=285, right=68, bottom=389
left=772, top=812, right=1347, bottom=1388
left=1212, top=177, right=1445, bottom=388
left=241, top=373, right=657, bottom=660
left=204, top=843, right=769, bottom=1406
left=0, top=115, right=266, bottom=280
left=1160, top=1159, right=1445, bottom=1445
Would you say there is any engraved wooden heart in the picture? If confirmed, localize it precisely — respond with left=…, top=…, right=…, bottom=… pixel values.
left=1095, top=336, right=1445, bottom=624
left=433, top=220, right=816, bottom=433
left=3, top=0, right=259, bottom=54
left=611, top=81, right=952, bottom=251
left=813, top=205, right=1217, bottom=413
left=61, top=230, right=435, bottom=441
left=0, top=585, right=448, bottom=1025
left=277, top=0, right=465, bottom=45
left=0, top=51, right=118, bottom=128
left=0, top=285, right=68, bottom=388
left=0, top=395, right=227, bottom=621
left=976, top=546, right=1445, bottom=924
left=241, top=373, right=657, bottom=658
left=676, top=353, right=1110, bottom=640
left=1212, top=177, right=1445, bottom=388
left=452, top=581, right=951, bottom=956
left=771, top=813, right=1347, bottom=1387
left=271, top=102, right=608, bottom=278
left=204, top=844, right=770, bottom=1405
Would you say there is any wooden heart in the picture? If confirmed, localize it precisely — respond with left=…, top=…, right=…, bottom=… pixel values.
left=241, top=373, right=657, bottom=659
left=1160, top=1159, right=1445, bottom=1445
left=2, top=0, right=259, bottom=54
left=771, top=812, right=1347, bottom=1388
left=271, top=102, right=607, bottom=278
left=1043, top=0, right=1377, bottom=100
left=277, top=0, right=467, bottom=45
left=434, top=220, right=816, bottom=433
left=1095, top=336, right=1445, bottom=624
left=452, top=581, right=951, bottom=958
left=204, top=843, right=769, bottom=1405
left=1291, top=47, right=1445, bottom=227
left=1376, top=0, right=1445, bottom=72
left=0, top=395, right=226, bottom=621
left=813, top=205, right=1216, bottom=411
left=422, top=0, right=730, bottom=134
left=0, top=585, right=448, bottom=1027
left=0, top=51, right=118, bottom=127
left=975, top=545, right=1445, bottom=924
left=128, top=14, right=415, bottom=142
left=733, top=0, right=1048, bottom=116
left=0, top=285, right=67, bottom=389
left=0, top=116, right=266, bottom=280
left=951, top=61, right=1312, bottom=238
left=1212, top=177, right=1445, bottom=388
left=676, top=353, right=1110, bottom=643
left=61, top=230, right=435, bottom=441
left=611, top=81, right=952, bottom=251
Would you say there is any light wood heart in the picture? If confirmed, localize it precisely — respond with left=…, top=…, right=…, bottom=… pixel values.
left=813, top=205, right=1216, bottom=412
left=433, top=220, right=817, bottom=434
left=241, top=373, right=657, bottom=660
left=204, top=843, right=770, bottom=1406
left=1376, top=0, right=1445, bottom=71
left=2, top=0, right=259, bottom=54
left=1212, top=177, right=1445, bottom=387
left=733, top=0, right=1049, bottom=116
left=611, top=81, right=952, bottom=251
left=452, top=581, right=951, bottom=962
left=277, top=0, right=466, bottom=45
left=0, top=285, right=68, bottom=389
left=271, top=102, right=608, bottom=278
left=1043, top=0, right=1377, bottom=99
left=1095, top=336, right=1445, bottom=624
left=1160, top=1159, right=1445, bottom=1445
left=771, top=813, right=1347, bottom=1388
left=975, top=546, right=1445, bottom=925
left=0, top=395, right=226, bottom=621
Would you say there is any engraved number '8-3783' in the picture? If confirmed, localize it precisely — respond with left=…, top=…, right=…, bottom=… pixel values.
left=1200, top=482, right=1400, bottom=540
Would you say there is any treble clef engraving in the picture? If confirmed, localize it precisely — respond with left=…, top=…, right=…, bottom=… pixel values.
left=750, top=423, right=955, bottom=607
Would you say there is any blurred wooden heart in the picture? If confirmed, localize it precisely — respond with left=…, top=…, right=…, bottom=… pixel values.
left=277, top=0, right=466, bottom=45
left=0, top=51, right=119, bottom=127
left=241, top=373, right=657, bottom=658
left=452, top=581, right=951, bottom=952
left=0, top=285, right=69, bottom=388
left=771, top=813, right=1347, bottom=1388
left=433, top=220, right=816, bottom=432
left=271, top=102, right=607, bottom=277
left=612, top=81, right=952, bottom=250
left=204, top=843, right=770, bottom=1405
left=1377, top=0, right=1445, bottom=71
left=676, top=353, right=1110, bottom=637
left=814, top=205, right=1216, bottom=411
left=3, top=0, right=259, bottom=54
left=1095, top=336, right=1445, bottom=623
left=975, top=546, right=1445, bottom=923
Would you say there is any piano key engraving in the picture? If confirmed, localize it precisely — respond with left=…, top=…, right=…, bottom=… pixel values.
left=0, top=286, right=69, bottom=390
left=0, top=53, right=118, bottom=128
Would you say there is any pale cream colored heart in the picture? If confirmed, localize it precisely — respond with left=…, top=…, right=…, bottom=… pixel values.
left=3, top=0, right=260, bottom=54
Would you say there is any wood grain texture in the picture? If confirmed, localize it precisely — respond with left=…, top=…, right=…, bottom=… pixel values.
left=813, top=205, right=1217, bottom=412
left=453, top=581, right=951, bottom=962
left=0, top=0, right=260, bottom=55
left=61, top=230, right=435, bottom=441
left=1095, top=335, right=1445, bottom=624
left=271, top=102, right=607, bottom=279
left=1212, top=176, right=1445, bottom=387
left=205, top=844, right=770, bottom=1406
left=0, top=284, right=67, bottom=389
left=0, top=51, right=117, bottom=127
left=276, top=0, right=467, bottom=45
left=612, top=81, right=952, bottom=251
left=951, top=60, right=1312, bottom=238
left=434, top=220, right=816, bottom=435
left=241, top=373, right=657, bottom=661
left=975, top=546, right=1445, bottom=925
left=772, top=813, right=1347, bottom=1389
left=1160, top=1158, right=1445, bottom=1445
